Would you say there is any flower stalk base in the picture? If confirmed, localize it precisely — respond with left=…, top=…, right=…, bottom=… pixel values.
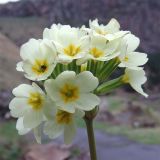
left=84, top=108, right=98, bottom=160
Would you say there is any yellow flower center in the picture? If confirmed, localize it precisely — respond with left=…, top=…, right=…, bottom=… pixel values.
left=90, top=47, right=104, bottom=58
left=32, top=59, right=48, bottom=75
left=56, top=110, right=73, bottom=124
left=60, top=83, right=79, bottom=103
left=122, top=74, right=129, bottom=83
left=64, top=44, right=81, bottom=57
left=124, top=56, right=129, bottom=62
left=28, top=92, right=44, bottom=110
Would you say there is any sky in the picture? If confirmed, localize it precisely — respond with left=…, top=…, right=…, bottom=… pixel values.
left=0, top=0, right=20, bottom=4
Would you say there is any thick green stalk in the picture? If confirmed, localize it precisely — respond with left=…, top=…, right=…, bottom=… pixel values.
left=85, top=119, right=97, bottom=160
left=84, top=107, right=98, bottom=160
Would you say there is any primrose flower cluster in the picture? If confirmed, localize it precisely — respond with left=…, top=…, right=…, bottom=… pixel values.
left=9, top=18, right=148, bottom=144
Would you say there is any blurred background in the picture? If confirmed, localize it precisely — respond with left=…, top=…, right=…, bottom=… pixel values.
left=0, top=0, right=160, bottom=160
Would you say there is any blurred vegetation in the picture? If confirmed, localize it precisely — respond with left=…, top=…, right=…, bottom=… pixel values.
left=0, top=121, right=18, bottom=141
left=96, top=122, right=160, bottom=145
left=0, top=93, right=160, bottom=160
left=0, top=121, right=24, bottom=160
left=77, top=94, right=160, bottom=144
left=77, top=119, right=160, bottom=144
left=78, top=123, right=160, bottom=144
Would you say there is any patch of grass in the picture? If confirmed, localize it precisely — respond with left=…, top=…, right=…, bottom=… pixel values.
left=77, top=117, right=160, bottom=144
left=96, top=121, right=160, bottom=144
left=93, top=95, right=160, bottom=144
left=126, top=127, right=160, bottom=144
left=107, top=96, right=126, bottom=113
left=0, top=121, right=23, bottom=160
left=0, top=144, right=22, bottom=160
left=0, top=121, right=18, bottom=142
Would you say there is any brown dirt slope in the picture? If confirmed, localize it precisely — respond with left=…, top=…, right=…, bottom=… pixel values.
left=0, top=33, right=27, bottom=90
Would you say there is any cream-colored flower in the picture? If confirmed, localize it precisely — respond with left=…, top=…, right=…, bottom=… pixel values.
left=77, top=34, right=120, bottom=64
left=44, top=71, right=100, bottom=113
left=16, top=117, right=42, bottom=143
left=16, top=117, right=31, bottom=135
left=122, top=69, right=148, bottom=97
left=119, top=34, right=148, bottom=70
left=89, top=18, right=129, bottom=41
left=19, top=39, right=57, bottom=81
left=43, top=24, right=89, bottom=63
left=9, top=83, right=50, bottom=128
left=44, top=109, right=84, bottom=144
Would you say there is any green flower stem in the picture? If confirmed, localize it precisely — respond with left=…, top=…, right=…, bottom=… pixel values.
left=68, top=63, right=72, bottom=70
left=53, top=66, right=58, bottom=76
left=51, top=72, right=56, bottom=78
left=96, top=76, right=124, bottom=94
left=87, top=60, right=91, bottom=71
left=90, top=60, right=96, bottom=74
left=95, top=61, right=104, bottom=76
left=57, top=64, right=61, bottom=74
left=59, top=64, right=63, bottom=72
left=63, top=64, right=68, bottom=71
left=98, top=58, right=120, bottom=82
left=76, top=65, right=81, bottom=73
left=72, top=60, right=77, bottom=72
left=85, top=119, right=97, bottom=160
left=84, top=107, right=99, bottom=160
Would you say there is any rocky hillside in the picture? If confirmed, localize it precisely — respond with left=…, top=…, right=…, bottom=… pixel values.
left=0, top=0, right=159, bottom=54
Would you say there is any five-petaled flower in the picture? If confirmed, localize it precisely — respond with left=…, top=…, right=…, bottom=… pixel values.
left=44, top=71, right=100, bottom=113
left=118, top=34, right=148, bottom=70
left=77, top=34, right=120, bottom=64
left=9, top=83, right=49, bottom=128
left=43, top=24, right=89, bottom=63
left=17, top=39, right=57, bottom=81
